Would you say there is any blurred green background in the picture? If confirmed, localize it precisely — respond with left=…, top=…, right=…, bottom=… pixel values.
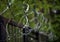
left=0, top=0, right=60, bottom=42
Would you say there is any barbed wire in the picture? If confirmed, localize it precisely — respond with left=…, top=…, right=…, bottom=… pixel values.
left=0, top=0, right=52, bottom=41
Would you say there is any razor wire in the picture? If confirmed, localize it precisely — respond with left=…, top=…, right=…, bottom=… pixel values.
left=20, top=3, right=33, bottom=36
left=1, top=2, right=48, bottom=36
left=0, top=0, right=52, bottom=41
left=19, top=3, right=50, bottom=36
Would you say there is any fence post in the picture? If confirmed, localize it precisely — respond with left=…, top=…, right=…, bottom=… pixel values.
left=23, top=28, right=29, bottom=42
left=35, top=31, right=39, bottom=42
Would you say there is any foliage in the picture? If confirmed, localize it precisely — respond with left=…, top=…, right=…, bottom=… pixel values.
left=0, top=0, right=60, bottom=42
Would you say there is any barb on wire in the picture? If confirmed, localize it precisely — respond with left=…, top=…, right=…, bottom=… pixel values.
left=21, top=27, right=33, bottom=35
left=0, top=0, right=12, bottom=15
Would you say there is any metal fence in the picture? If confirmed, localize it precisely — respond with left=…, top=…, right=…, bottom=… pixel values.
left=6, top=25, right=48, bottom=42
left=0, top=1, right=49, bottom=42
left=0, top=15, right=48, bottom=42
